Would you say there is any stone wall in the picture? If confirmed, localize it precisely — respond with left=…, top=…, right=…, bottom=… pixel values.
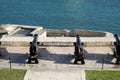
left=46, top=29, right=70, bottom=37
left=46, top=29, right=113, bottom=37
left=73, top=29, right=106, bottom=37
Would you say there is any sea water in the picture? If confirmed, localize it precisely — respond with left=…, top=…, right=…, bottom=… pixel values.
left=0, top=0, right=120, bottom=33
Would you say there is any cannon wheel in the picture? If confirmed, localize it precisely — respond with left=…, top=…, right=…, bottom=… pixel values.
left=74, top=56, right=78, bottom=64
left=115, top=61, right=119, bottom=64
left=74, top=60, right=78, bottom=64
left=81, top=60, right=85, bottom=64
left=115, top=58, right=120, bottom=64
left=27, top=59, right=31, bottom=64
left=113, top=49, right=117, bottom=57
left=74, top=59, right=77, bottom=64
left=35, top=58, right=39, bottom=64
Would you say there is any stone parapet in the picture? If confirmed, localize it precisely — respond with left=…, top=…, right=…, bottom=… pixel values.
left=0, top=37, right=115, bottom=47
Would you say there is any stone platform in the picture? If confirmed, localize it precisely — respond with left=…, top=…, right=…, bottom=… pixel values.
left=0, top=46, right=120, bottom=80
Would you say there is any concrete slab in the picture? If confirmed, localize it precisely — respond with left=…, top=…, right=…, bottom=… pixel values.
left=24, top=68, right=85, bottom=80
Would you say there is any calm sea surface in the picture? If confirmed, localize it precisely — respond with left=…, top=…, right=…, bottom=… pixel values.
left=0, top=0, right=120, bottom=33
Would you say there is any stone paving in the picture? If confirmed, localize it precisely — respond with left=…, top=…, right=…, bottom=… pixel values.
left=0, top=46, right=120, bottom=80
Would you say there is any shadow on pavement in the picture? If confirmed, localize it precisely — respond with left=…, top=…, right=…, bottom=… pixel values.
left=39, top=48, right=73, bottom=64
left=0, top=47, right=115, bottom=65
left=84, top=49, right=114, bottom=64
left=0, top=47, right=28, bottom=64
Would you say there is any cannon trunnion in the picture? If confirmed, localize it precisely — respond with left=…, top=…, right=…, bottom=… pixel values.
left=113, top=34, right=120, bottom=64
left=74, top=35, right=85, bottom=64
left=27, top=34, right=39, bottom=64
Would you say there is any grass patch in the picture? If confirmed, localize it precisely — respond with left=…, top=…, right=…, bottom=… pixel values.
left=0, top=69, right=26, bottom=80
left=86, top=70, right=120, bottom=80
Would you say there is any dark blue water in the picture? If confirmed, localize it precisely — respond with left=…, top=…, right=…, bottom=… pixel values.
left=0, top=0, right=120, bottom=33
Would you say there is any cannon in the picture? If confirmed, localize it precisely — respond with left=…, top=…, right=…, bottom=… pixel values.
left=27, top=34, right=39, bottom=64
left=74, top=34, right=85, bottom=64
left=113, top=34, right=120, bottom=64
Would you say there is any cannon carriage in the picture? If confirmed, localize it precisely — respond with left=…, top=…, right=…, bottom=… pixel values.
left=74, top=35, right=85, bottom=64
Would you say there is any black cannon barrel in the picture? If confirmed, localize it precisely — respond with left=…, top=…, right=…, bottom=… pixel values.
left=32, top=34, right=38, bottom=46
left=74, top=34, right=83, bottom=55
left=29, top=34, right=39, bottom=55
left=76, top=34, right=82, bottom=47
left=114, top=34, right=120, bottom=45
